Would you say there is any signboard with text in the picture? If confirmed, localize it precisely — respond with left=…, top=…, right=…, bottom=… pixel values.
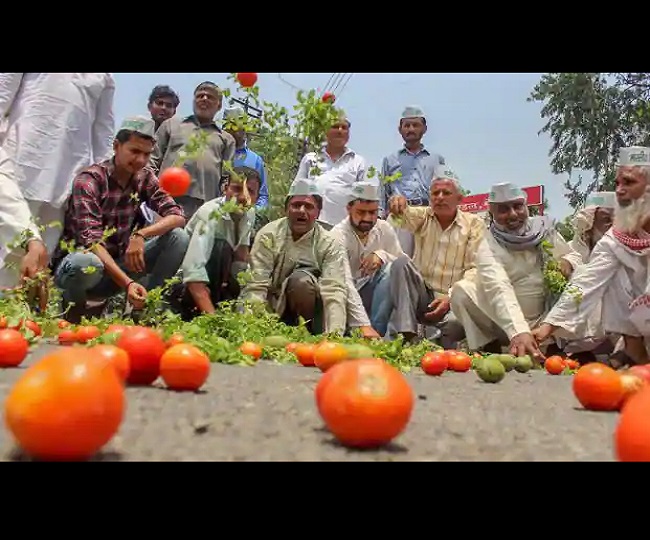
left=460, top=185, right=545, bottom=215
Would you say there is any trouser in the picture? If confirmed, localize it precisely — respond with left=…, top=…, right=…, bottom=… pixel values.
left=389, top=254, right=465, bottom=348
left=281, top=269, right=324, bottom=334
left=170, top=239, right=242, bottom=320
left=53, top=228, right=190, bottom=311
left=358, top=262, right=393, bottom=336
left=26, top=200, right=65, bottom=256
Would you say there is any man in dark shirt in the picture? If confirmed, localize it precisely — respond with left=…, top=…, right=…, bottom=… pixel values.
left=150, top=81, right=236, bottom=220
left=52, top=116, right=189, bottom=322
left=147, top=85, right=180, bottom=132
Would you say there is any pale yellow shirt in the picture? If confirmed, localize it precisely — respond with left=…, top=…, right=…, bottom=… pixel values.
left=395, top=206, right=485, bottom=294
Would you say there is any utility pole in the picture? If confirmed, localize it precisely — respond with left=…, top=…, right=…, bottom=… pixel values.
left=229, top=95, right=262, bottom=120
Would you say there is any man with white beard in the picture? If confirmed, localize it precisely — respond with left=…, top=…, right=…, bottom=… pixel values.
left=450, top=182, right=583, bottom=360
left=533, top=146, right=650, bottom=367
left=569, top=191, right=616, bottom=263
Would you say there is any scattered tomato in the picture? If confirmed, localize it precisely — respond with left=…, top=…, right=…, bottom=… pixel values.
left=58, top=330, right=77, bottom=346
left=240, top=341, right=262, bottom=360
left=447, top=351, right=472, bottom=372
left=573, top=363, right=624, bottom=411
left=545, top=356, right=565, bottom=375
left=421, top=351, right=448, bottom=376
left=295, top=343, right=317, bottom=366
left=314, top=342, right=349, bottom=372
left=0, top=329, right=29, bottom=367
left=75, top=325, right=101, bottom=344
left=628, top=365, right=650, bottom=385
left=616, top=386, right=650, bottom=461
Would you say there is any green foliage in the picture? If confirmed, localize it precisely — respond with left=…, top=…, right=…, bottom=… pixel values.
left=529, top=73, right=650, bottom=209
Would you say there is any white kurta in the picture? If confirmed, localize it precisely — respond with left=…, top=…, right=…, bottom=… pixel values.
left=329, top=217, right=404, bottom=327
left=544, top=230, right=650, bottom=338
left=0, top=147, right=42, bottom=288
left=293, top=148, right=371, bottom=227
left=0, top=73, right=115, bottom=207
left=450, top=228, right=583, bottom=350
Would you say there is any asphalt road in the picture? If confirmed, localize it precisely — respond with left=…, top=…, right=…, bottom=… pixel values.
left=0, top=345, right=619, bottom=461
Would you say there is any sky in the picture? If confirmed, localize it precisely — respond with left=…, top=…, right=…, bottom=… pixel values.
left=113, top=72, right=574, bottom=220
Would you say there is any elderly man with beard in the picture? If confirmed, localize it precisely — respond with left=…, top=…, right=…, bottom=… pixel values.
left=329, top=182, right=404, bottom=336
left=450, top=182, right=582, bottom=359
left=534, top=146, right=650, bottom=367
left=386, top=171, right=484, bottom=346
left=569, top=191, right=616, bottom=263
left=240, top=179, right=374, bottom=337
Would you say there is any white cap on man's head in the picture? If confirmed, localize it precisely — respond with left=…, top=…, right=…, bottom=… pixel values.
left=584, top=191, right=616, bottom=209
left=618, top=146, right=650, bottom=167
left=119, top=116, right=156, bottom=138
left=348, top=182, right=380, bottom=203
left=401, top=105, right=425, bottom=120
left=487, top=182, right=526, bottom=204
left=287, top=178, right=321, bottom=198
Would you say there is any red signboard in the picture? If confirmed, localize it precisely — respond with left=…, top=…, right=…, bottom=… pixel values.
left=460, top=185, right=544, bottom=214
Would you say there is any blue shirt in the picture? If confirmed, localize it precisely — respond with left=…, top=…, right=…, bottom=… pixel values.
left=379, top=146, right=445, bottom=216
left=233, top=145, right=269, bottom=209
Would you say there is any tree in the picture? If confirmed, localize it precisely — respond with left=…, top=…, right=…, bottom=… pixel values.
left=221, top=75, right=344, bottom=220
left=528, top=73, right=650, bottom=209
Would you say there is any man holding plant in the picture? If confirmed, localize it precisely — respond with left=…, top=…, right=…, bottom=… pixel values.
left=386, top=172, right=482, bottom=347
left=172, top=166, right=260, bottom=319
left=534, top=147, right=650, bottom=367
left=240, top=179, right=377, bottom=337
left=450, top=182, right=583, bottom=360
left=51, top=117, right=189, bottom=323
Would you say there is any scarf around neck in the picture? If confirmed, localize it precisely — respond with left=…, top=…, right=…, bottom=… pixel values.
left=490, top=215, right=554, bottom=251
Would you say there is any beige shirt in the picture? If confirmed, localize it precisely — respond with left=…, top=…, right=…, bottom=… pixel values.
left=329, top=217, right=404, bottom=327
left=150, top=115, right=236, bottom=202
left=394, top=206, right=485, bottom=294
left=241, top=218, right=349, bottom=333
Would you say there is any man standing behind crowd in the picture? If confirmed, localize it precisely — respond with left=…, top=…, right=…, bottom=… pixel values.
left=151, top=81, right=236, bottom=219
left=147, top=85, right=180, bottom=132
left=222, top=106, right=269, bottom=209
left=0, top=73, right=116, bottom=255
left=292, top=114, right=369, bottom=229
left=379, top=106, right=446, bottom=256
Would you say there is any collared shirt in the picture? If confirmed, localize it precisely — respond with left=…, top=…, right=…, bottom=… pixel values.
left=397, top=206, right=485, bottom=294
left=182, top=196, right=256, bottom=284
left=150, top=115, right=236, bottom=202
left=233, top=145, right=269, bottom=209
left=0, top=73, right=115, bottom=207
left=294, top=147, right=370, bottom=226
left=55, top=158, right=184, bottom=263
left=379, top=145, right=446, bottom=216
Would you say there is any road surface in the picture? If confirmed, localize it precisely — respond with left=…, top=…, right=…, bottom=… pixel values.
left=0, top=345, right=618, bottom=461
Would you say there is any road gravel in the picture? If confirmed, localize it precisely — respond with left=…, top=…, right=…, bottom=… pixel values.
left=0, top=345, right=618, bottom=461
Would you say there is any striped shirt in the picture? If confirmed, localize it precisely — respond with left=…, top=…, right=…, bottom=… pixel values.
left=397, top=206, right=485, bottom=294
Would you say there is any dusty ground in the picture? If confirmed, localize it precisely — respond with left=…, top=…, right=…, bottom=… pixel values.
left=0, top=345, right=619, bottom=461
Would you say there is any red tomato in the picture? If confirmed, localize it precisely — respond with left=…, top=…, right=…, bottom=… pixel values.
left=629, top=365, right=650, bottom=385
left=421, top=351, right=448, bottom=376
left=322, top=92, right=336, bottom=103
left=236, top=73, right=258, bottom=88
left=159, top=167, right=191, bottom=197
left=116, top=326, right=166, bottom=386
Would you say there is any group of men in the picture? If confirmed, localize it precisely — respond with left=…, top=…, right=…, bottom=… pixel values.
left=0, top=73, right=649, bottom=369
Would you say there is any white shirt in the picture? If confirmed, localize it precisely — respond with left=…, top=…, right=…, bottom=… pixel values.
left=545, top=231, right=650, bottom=338
left=329, top=217, right=404, bottom=284
left=294, top=147, right=372, bottom=226
left=0, top=146, right=41, bottom=287
left=0, top=73, right=115, bottom=207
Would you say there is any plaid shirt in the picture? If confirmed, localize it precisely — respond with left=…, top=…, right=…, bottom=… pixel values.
left=54, top=158, right=184, bottom=264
